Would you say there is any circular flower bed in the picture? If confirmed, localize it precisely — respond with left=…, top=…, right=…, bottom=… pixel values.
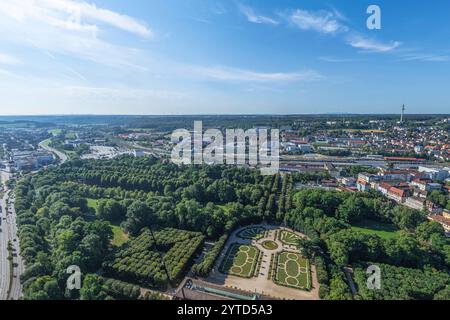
left=262, top=240, right=279, bottom=250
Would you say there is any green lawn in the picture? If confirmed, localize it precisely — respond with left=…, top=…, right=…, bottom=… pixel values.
left=41, top=139, right=52, bottom=148
left=274, top=251, right=310, bottom=290
left=49, top=129, right=63, bottom=136
left=219, top=244, right=260, bottom=278
left=86, top=198, right=100, bottom=210
left=87, top=199, right=128, bottom=246
left=65, top=132, right=77, bottom=139
left=64, top=150, right=77, bottom=158
left=111, top=225, right=129, bottom=247
left=351, top=219, right=400, bottom=240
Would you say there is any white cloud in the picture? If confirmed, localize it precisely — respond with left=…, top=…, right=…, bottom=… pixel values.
left=289, top=9, right=347, bottom=34
left=397, top=53, right=450, bottom=62
left=239, top=4, right=279, bottom=25
left=0, top=0, right=151, bottom=70
left=285, top=8, right=403, bottom=55
left=347, top=35, right=401, bottom=52
left=191, top=65, right=323, bottom=83
left=0, top=0, right=152, bottom=38
left=0, top=53, right=21, bottom=65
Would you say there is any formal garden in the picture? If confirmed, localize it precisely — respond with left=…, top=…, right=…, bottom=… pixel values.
left=273, top=251, right=311, bottom=290
left=236, top=226, right=266, bottom=240
left=219, top=243, right=262, bottom=278
left=278, top=230, right=302, bottom=246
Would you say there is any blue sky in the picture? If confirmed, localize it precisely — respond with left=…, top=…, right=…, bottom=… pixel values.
left=0, top=0, right=449, bottom=115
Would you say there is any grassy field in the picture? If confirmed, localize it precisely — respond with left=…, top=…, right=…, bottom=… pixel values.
left=65, top=132, right=77, bottom=139
left=279, top=230, right=301, bottom=246
left=64, top=150, right=77, bottom=158
left=86, top=198, right=100, bottom=210
left=111, top=225, right=129, bottom=247
left=237, top=227, right=266, bottom=240
left=49, top=129, right=63, bottom=135
left=351, top=219, right=400, bottom=240
left=86, top=199, right=128, bottom=246
left=219, top=243, right=260, bottom=278
left=274, top=251, right=310, bottom=290
left=40, top=138, right=52, bottom=148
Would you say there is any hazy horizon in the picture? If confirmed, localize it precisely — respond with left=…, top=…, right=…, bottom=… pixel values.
left=1, top=112, right=449, bottom=118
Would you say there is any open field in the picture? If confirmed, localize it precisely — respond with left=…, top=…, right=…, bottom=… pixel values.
left=40, top=139, right=52, bottom=148
left=65, top=132, right=77, bottom=139
left=86, top=198, right=100, bottom=210
left=111, top=225, right=129, bottom=247
left=219, top=243, right=260, bottom=278
left=49, top=129, right=63, bottom=135
left=274, top=251, right=310, bottom=290
left=351, top=219, right=399, bottom=240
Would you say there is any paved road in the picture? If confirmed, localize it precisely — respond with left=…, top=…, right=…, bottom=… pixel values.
left=39, top=140, right=68, bottom=164
left=0, top=169, right=24, bottom=300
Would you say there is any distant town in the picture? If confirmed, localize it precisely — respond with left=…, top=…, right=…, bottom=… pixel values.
left=2, top=114, right=449, bottom=235
left=0, top=113, right=449, bottom=301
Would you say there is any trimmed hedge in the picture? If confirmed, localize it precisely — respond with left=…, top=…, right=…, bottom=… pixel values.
left=192, top=234, right=229, bottom=277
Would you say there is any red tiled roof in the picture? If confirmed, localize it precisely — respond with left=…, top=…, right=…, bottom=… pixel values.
left=357, top=179, right=368, bottom=186
left=379, top=182, right=392, bottom=190
left=429, top=215, right=450, bottom=227
left=388, top=187, right=406, bottom=197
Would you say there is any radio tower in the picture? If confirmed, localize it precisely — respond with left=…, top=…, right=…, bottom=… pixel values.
left=400, top=104, right=406, bottom=124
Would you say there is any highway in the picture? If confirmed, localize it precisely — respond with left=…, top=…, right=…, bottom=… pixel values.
left=39, top=140, right=69, bottom=164
left=0, top=169, right=24, bottom=300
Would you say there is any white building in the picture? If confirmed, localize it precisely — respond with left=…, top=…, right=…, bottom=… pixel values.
left=418, top=166, right=449, bottom=181
left=133, top=149, right=145, bottom=157
left=405, top=197, right=426, bottom=211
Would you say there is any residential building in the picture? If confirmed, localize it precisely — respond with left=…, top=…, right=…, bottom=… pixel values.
left=428, top=215, right=450, bottom=234
left=378, top=182, right=392, bottom=196
left=340, top=177, right=356, bottom=187
left=387, top=187, right=407, bottom=203
left=405, top=197, right=426, bottom=211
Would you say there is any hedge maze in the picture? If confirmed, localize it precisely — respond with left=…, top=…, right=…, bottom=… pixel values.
left=103, top=228, right=204, bottom=288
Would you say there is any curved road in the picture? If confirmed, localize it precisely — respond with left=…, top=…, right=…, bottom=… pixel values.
left=39, top=140, right=68, bottom=164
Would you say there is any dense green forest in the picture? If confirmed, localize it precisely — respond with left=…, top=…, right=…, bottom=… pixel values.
left=14, top=156, right=449, bottom=300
